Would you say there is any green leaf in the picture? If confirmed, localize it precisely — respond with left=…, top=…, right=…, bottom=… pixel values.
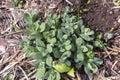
left=87, top=31, right=94, bottom=35
left=52, top=61, right=71, bottom=73
left=55, top=70, right=61, bottom=80
left=36, top=39, right=45, bottom=47
left=48, top=38, right=56, bottom=44
left=75, top=52, right=84, bottom=62
left=94, top=40, right=100, bottom=47
left=50, top=30, right=56, bottom=37
left=32, top=13, right=37, bottom=22
left=81, top=46, right=88, bottom=52
left=94, top=40, right=105, bottom=48
left=87, top=0, right=91, bottom=4
left=40, top=23, right=46, bottom=32
left=104, top=32, right=113, bottom=41
left=53, top=48, right=61, bottom=58
left=60, top=51, right=71, bottom=61
left=84, top=65, right=93, bottom=77
left=44, top=70, right=52, bottom=79
left=80, top=26, right=85, bottom=33
left=62, top=51, right=71, bottom=58
left=59, top=49, right=65, bottom=52
left=80, top=34, right=93, bottom=41
left=73, top=25, right=78, bottom=30
left=24, top=13, right=32, bottom=25
left=42, top=51, right=48, bottom=57
left=114, top=0, right=120, bottom=6
left=76, top=38, right=83, bottom=46
left=63, top=34, right=68, bottom=39
left=48, top=70, right=61, bottom=80
left=71, top=43, right=76, bottom=51
left=36, top=68, right=46, bottom=79
left=36, top=46, right=45, bottom=52
left=47, top=44, right=52, bottom=53
left=65, top=60, right=71, bottom=66
left=88, top=63, right=98, bottom=73
left=8, top=74, right=14, bottom=80
left=65, top=44, right=72, bottom=50
left=46, top=56, right=53, bottom=67
left=84, top=28, right=90, bottom=33
left=94, top=57, right=103, bottom=65
left=57, top=29, right=63, bottom=40
left=86, top=51, right=94, bottom=58
left=64, top=40, right=71, bottom=45
left=87, top=45, right=93, bottom=50
left=76, top=62, right=83, bottom=68
left=85, top=28, right=94, bottom=35
left=67, top=68, right=75, bottom=77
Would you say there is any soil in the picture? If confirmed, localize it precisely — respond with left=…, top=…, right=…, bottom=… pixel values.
left=81, top=0, right=120, bottom=32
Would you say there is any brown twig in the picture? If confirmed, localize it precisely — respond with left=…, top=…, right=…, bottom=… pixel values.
left=20, top=69, right=36, bottom=80
left=18, top=65, right=29, bottom=80
left=0, top=30, right=22, bottom=38
left=76, top=71, right=81, bottom=80
left=65, top=0, right=73, bottom=6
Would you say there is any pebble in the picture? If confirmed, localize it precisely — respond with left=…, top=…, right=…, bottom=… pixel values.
left=118, top=18, right=120, bottom=23
left=109, top=11, right=113, bottom=14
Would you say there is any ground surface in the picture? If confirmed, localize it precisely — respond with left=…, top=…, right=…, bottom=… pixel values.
left=81, top=0, right=120, bottom=32
left=0, top=0, right=120, bottom=80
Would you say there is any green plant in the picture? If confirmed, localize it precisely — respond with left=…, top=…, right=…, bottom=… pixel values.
left=22, top=7, right=103, bottom=80
left=12, top=0, right=26, bottom=8
left=114, top=0, right=120, bottom=6
left=87, top=0, right=91, bottom=4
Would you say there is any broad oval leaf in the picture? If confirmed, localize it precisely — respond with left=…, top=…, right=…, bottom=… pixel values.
left=40, top=23, right=46, bottom=32
left=48, top=38, right=56, bottom=44
left=63, top=34, right=68, bottom=39
left=46, top=56, right=53, bottom=67
left=84, top=65, right=93, bottom=77
left=75, top=52, right=84, bottom=62
left=86, top=51, right=94, bottom=58
left=36, top=68, right=46, bottom=79
left=81, top=46, right=88, bottom=52
left=94, top=57, right=103, bottom=65
left=80, top=34, right=93, bottom=41
left=76, top=38, right=83, bottom=46
left=47, top=44, right=52, bottom=53
left=64, top=40, right=71, bottom=45
left=65, top=44, right=72, bottom=50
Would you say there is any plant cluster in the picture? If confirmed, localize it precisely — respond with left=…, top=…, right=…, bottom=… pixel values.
left=22, top=7, right=103, bottom=80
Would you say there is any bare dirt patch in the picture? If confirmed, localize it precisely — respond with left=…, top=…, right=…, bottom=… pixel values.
left=81, top=0, right=120, bottom=32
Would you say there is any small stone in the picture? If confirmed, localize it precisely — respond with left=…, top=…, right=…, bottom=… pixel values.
left=118, top=18, right=120, bottom=23
left=109, top=11, right=113, bottom=14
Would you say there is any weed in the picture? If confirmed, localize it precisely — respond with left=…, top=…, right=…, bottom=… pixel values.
left=22, top=7, right=103, bottom=80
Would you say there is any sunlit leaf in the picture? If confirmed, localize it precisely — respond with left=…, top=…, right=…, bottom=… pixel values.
left=81, top=46, right=88, bottom=52
left=76, top=38, right=83, bottom=46
left=65, top=44, right=72, bottom=50
left=40, top=23, right=46, bottom=32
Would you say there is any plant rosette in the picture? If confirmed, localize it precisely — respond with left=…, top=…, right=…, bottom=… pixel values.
left=22, top=7, right=103, bottom=80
